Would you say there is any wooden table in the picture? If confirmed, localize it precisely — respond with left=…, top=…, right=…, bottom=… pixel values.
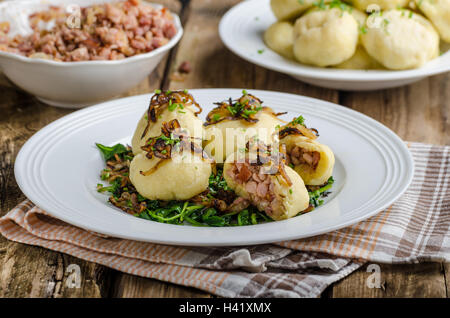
left=0, top=0, right=449, bottom=298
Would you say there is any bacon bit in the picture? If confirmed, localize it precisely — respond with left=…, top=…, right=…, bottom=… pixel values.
left=0, top=1, right=176, bottom=62
left=237, top=164, right=252, bottom=183
left=178, top=61, right=191, bottom=74
left=245, top=140, right=292, bottom=187
left=288, top=145, right=321, bottom=170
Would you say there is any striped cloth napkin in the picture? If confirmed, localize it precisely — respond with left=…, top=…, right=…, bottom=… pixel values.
left=0, top=142, right=448, bottom=297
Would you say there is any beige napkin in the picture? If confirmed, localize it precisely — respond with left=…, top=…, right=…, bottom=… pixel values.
left=1, top=142, right=448, bottom=297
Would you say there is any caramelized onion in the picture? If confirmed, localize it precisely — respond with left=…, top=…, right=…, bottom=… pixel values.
left=279, top=122, right=319, bottom=140
left=140, top=119, right=212, bottom=176
left=204, top=93, right=283, bottom=126
left=141, top=90, right=202, bottom=139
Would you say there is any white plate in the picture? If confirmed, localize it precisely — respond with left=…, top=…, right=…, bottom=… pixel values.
left=219, top=0, right=450, bottom=91
left=14, top=89, right=414, bottom=246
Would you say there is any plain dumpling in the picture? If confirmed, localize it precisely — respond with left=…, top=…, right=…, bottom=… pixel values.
left=204, top=112, right=282, bottom=164
left=349, top=0, right=409, bottom=11
left=129, top=151, right=211, bottom=201
left=350, top=7, right=368, bottom=26
left=361, top=9, right=440, bottom=70
left=270, top=0, right=323, bottom=21
left=293, top=8, right=359, bottom=67
left=416, top=0, right=450, bottom=42
left=335, top=45, right=384, bottom=69
left=131, top=106, right=203, bottom=155
left=223, top=153, right=309, bottom=221
left=264, top=21, right=295, bottom=59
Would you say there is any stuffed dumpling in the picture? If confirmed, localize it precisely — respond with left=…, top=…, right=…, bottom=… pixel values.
left=130, top=119, right=212, bottom=201
left=131, top=90, right=203, bottom=155
left=203, top=92, right=283, bottom=163
left=279, top=117, right=335, bottom=186
left=223, top=142, right=309, bottom=221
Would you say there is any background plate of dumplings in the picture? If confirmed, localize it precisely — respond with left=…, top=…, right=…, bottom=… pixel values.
left=219, top=0, right=450, bottom=91
left=14, top=89, right=413, bottom=246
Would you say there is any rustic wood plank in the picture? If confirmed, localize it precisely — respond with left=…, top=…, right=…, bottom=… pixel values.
left=0, top=111, right=112, bottom=297
left=330, top=262, right=448, bottom=298
left=111, top=272, right=212, bottom=298
left=338, top=73, right=450, bottom=145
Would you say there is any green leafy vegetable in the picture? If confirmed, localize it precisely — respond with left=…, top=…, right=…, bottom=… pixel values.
left=309, top=177, right=334, bottom=208
left=96, top=142, right=334, bottom=227
left=96, top=143, right=129, bottom=161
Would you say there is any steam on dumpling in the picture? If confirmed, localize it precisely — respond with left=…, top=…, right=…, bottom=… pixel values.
left=264, top=21, right=295, bottom=59
left=279, top=117, right=335, bottom=186
left=130, top=119, right=212, bottom=201
left=270, top=0, right=322, bottom=21
left=349, top=0, right=409, bottom=11
left=416, top=0, right=450, bottom=42
left=203, top=92, right=282, bottom=164
left=293, top=6, right=359, bottom=67
left=223, top=142, right=309, bottom=221
left=361, top=9, right=440, bottom=70
left=131, top=90, right=203, bottom=155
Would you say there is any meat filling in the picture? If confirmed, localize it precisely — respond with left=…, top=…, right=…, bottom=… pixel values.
left=285, top=146, right=320, bottom=170
left=227, top=161, right=285, bottom=218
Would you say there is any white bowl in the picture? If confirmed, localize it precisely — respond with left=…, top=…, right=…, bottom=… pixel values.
left=219, top=0, right=450, bottom=91
left=0, top=0, right=183, bottom=108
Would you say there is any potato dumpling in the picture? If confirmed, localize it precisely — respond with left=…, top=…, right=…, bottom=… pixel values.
left=416, top=0, right=450, bottom=42
left=270, top=0, right=322, bottom=21
left=132, top=107, right=202, bottom=155
left=204, top=112, right=282, bottom=164
left=349, top=0, right=409, bottom=11
left=293, top=8, right=359, bottom=67
left=350, top=7, right=368, bottom=26
left=129, top=151, right=211, bottom=201
left=224, top=153, right=309, bottom=221
left=361, top=9, right=440, bottom=69
left=281, top=135, right=335, bottom=185
left=203, top=93, right=282, bottom=163
left=335, top=45, right=384, bottom=69
left=263, top=21, right=295, bottom=59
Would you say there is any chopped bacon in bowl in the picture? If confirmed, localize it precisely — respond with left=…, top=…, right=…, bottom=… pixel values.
left=0, top=0, right=178, bottom=61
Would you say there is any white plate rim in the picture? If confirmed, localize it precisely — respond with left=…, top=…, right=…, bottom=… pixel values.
left=219, top=0, right=450, bottom=82
left=14, top=89, right=415, bottom=246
